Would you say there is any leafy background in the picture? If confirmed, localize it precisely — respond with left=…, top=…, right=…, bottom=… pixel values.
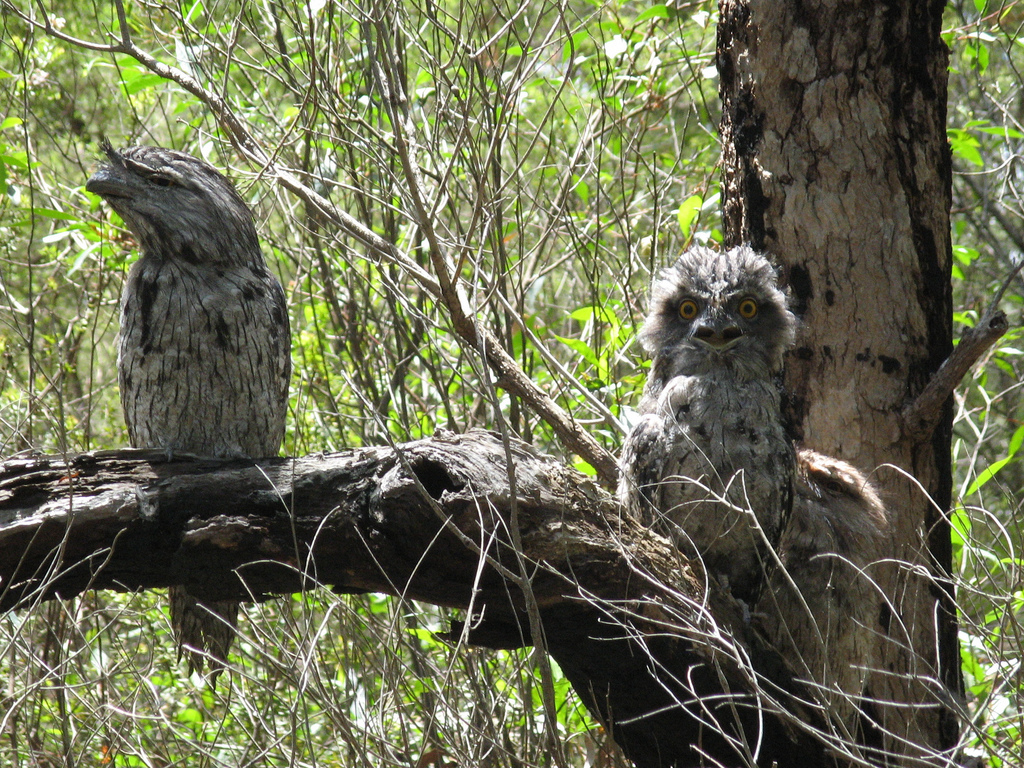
left=0, top=0, right=1020, bottom=765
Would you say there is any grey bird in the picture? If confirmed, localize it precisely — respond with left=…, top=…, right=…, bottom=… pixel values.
left=619, top=244, right=797, bottom=604
left=87, top=140, right=291, bottom=678
left=619, top=244, right=890, bottom=734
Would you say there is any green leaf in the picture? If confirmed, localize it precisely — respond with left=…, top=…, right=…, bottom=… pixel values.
left=974, top=41, right=989, bottom=72
left=570, top=304, right=619, bottom=328
left=573, top=175, right=590, bottom=206
left=963, top=41, right=990, bottom=74
left=976, top=125, right=1024, bottom=139
left=677, top=194, right=702, bottom=238
left=0, top=116, right=23, bottom=131
left=0, top=152, right=29, bottom=169
left=950, top=506, right=971, bottom=547
left=183, top=0, right=204, bottom=23
left=953, top=244, right=979, bottom=265
left=176, top=707, right=204, bottom=725
left=635, top=5, right=671, bottom=23
left=953, top=310, right=977, bottom=328
left=964, top=457, right=1010, bottom=496
left=68, top=242, right=101, bottom=275
left=406, top=627, right=443, bottom=649
left=33, top=207, right=78, bottom=221
left=570, top=306, right=595, bottom=323
left=562, top=31, right=587, bottom=62
left=964, top=426, right=1024, bottom=496
left=572, top=457, right=596, bottom=476
left=948, top=129, right=983, bottom=167
left=1008, top=422, right=1024, bottom=457
left=554, top=334, right=600, bottom=367
left=121, top=70, right=166, bottom=96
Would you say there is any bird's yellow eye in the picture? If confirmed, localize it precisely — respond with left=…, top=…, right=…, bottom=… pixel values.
left=738, top=298, right=758, bottom=319
left=679, top=300, right=699, bottom=320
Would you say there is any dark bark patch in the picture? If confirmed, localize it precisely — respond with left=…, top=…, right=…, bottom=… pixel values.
left=781, top=394, right=806, bottom=442
left=787, top=263, right=813, bottom=315
left=410, top=457, right=464, bottom=500
left=878, top=355, right=901, bottom=374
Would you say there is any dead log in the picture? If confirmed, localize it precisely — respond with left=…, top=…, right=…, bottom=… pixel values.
left=0, top=430, right=840, bottom=767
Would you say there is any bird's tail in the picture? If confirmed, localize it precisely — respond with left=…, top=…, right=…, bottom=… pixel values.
left=168, top=585, right=239, bottom=682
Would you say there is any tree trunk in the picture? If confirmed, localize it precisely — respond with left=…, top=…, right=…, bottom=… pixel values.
left=718, top=0, right=960, bottom=761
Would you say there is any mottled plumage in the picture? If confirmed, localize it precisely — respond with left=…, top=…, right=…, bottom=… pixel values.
left=618, top=243, right=890, bottom=735
left=619, top=245, right=796, bottom=602
left=88, top=141, right=290, bottom=677
left=759, top=450, right=889, bottom=733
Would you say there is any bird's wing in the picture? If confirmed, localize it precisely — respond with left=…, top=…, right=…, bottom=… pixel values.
left=619, top=412, right=670, bottom=527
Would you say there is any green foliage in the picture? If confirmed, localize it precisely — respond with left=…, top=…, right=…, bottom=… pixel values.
left=945, top=3, right=1024, bottom=762
left=0, top=0, right=1022, bottom=765
left=0, top=0, right=719, bottom=764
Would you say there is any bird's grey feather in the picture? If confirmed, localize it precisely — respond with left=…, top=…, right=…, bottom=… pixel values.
left=619, top=243, right=890, bottom=736
left=758, top=450, right=889, bottom=735
left=88, top=141, right=291, bottom=678
left=619, top=244, right=796, bottom=603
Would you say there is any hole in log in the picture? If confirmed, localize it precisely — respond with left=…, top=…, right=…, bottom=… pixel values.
left=411, top=458, right=463, bottom=500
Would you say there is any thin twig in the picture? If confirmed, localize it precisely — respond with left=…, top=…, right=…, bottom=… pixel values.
left=18, top=0, right=620, bottom=487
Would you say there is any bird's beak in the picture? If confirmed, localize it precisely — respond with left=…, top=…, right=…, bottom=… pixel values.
left=693, top=322, right=744, bottom=350
left=86, top=164, right=131, bottom=200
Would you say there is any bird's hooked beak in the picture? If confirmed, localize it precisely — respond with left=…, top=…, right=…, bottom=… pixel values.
left=692, top=318, right=744, bottom=350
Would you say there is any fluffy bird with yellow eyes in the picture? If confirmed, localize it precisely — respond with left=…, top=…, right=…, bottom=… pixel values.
left=618, top=244, right=797, bottom=604
left=619, top=244, right=892, bottom=736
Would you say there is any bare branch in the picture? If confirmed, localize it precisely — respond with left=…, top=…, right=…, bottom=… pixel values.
left=4, top=1, right=123, bottom=52
left=901, top=260, right=1020, bottom=440
left=0, top=432, right=841, bottom=768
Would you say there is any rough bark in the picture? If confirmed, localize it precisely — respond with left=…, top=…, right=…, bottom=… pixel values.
left=2, top=431, right=855, bottom=768
left=718, top=0, right=960, bottom=762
